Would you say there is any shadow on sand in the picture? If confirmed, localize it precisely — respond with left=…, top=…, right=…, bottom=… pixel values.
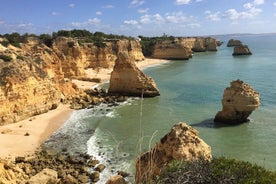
left=191, top=118, right=248, bottom=129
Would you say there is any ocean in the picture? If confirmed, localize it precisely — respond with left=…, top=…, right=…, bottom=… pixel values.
left=43, top=34, right=276, bottom=183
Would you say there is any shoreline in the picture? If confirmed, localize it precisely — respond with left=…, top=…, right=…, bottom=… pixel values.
left=0, top=58, right=170, bottom=160
left=73, top=58, right=170, bottom=89
left=0, top=104, right=73, bottom=160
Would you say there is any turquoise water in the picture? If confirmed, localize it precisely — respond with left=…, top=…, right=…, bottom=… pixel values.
left=44, top=34, right=276, bottom=183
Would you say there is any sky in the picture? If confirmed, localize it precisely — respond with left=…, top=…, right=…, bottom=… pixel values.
left=0, top=0, right=276, bottom=37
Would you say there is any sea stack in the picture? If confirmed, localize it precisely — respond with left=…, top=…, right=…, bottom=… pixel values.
left=135, top=122, right=212, bottom=183
left=227, top=39, right=243, bottom=47
left=108, top=51, right=160, bottom=97
left=232, top=45, right=252, bottom=56
left=214, top=80, right=261, bottom=124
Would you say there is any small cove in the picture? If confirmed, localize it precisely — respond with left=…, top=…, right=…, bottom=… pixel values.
left=43, top=34, right=276, bottom=183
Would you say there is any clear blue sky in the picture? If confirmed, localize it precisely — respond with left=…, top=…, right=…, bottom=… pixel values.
left=0, top=0, right=276, bottom=36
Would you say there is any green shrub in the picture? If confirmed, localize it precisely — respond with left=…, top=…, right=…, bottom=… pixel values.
left=12, top=42, right=21, bottom=48
left=0, top=40, right=10, bottom=47
left=67, top=41, right=75, bottom=48
left=16, top=55, right=24, bottom=60
left=93, top=39, right=106, bottom=48
left=3, top=32, right=26, bottom=48
left=44, top=48, right=52, bottom=54
left=39, top=34, right=53, bottom=47
left=0, top=54, right=12, bottom=62
left=156, top=157, right=276, bottom=184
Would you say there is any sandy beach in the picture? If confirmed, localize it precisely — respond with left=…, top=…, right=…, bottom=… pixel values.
left=72, top=58, right=170, bottom=89
left=0, top=104, right=73, bottom=159
left=0, top=58, right=169, bottom=159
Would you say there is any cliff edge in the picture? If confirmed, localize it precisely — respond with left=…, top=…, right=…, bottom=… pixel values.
left=0, top=35, right=145, bottom=125
left=135, top=122, right=212, bottom=183
left=151, top=37, right=219, bottom=60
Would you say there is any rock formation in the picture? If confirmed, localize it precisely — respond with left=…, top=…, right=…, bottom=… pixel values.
left=214, top=80, right=261, bottom=124
left=0, top=151, right=106, bottom=183
left=135, top=122, right=212, bottom=183
left=0, top=159, right=28, bottom=184
left=0, top=60, right=62, bottom=125
left=108, top=52, right=160, bottom=97
left=232, top=45, right=252, bottom=56
left=177, top=37, right=218, bottom=52
left=152, top=41, right=192, bottom=60
left=51, top=37, right=145, bottom=77
left=0, top=36, right=145, bottom=125
left=28, top=168, right=58, bottom=184
left=151, top=37, right=219, bottom=60
left=106, top=175, right=126, bottom=184
left=227, top=39, right=243, bottom=47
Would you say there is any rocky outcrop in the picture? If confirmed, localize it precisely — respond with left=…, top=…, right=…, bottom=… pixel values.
left=106, top=175, right=126, bottom=184
left=226, top=39, right=252, bottom=56
left=151, top=37, right=219, bottom=60
left=0, top=39, right=79, bottom=125
left=177, top=37, right=218, bottom=52
left=52, top=38, right=144, bottom=76
left=108, top=52, right=160, bottom=97
left=214, top=80, right=261, bottom=124
left=0, top=36, right=145, bottom=125
left=232, top=45, right=252, bottom=56
left=135, top=122, right=212, bottom=183
left=117, top=40, right=144, bottom=61
left=227, top=39, right=243, bottom=47
left=0, top=61, right=62, bottom=125
left=28, top=168, right=58, bottom=184
left=152, top=41, right=192, bottom=60
left=0, top=159, right=28, bottom=184
left=0, top=151, right=106, bottom=183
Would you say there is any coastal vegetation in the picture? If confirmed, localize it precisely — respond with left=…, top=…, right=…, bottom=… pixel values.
left=0, top=29, right=135, bottom=49
left=1, top=30, right=275, bottom=183
left=155, top=157, right=276, bottom=184
left=0, top=54, right=12, bottom=62
left=138, top=34, right=175, bottom=56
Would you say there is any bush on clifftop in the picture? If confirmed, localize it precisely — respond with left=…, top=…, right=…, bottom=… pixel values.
left=1, top=30, right=135, bottom=49
left=0, top=54, right=12, bottom=62
left=139, top=34, right=176, bottom=56
left=3, top=32, right=29, bottom=48
left=155, top=157, right=276, bottom=184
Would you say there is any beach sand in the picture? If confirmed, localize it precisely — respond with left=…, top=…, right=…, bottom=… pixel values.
left=0, top=58, right=169, bottom=159
left=0, top=104, right=73, bottom=159
left=72, top=58, right=169, bottom=89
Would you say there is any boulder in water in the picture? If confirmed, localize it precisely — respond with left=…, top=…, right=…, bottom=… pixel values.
left=108, top=52, right=160, bottom=97
left=232, top=45, right=252, bottom=56
left=214, top=80, right=261, bottom=124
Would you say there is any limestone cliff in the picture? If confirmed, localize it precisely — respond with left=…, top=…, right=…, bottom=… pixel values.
left=152, top=40, right=192, bottom=60
left=0, top=59, right=62, bottom=125
left=52, top=37, right=144, bottom=77
left=177, top=37, right=218, bottom=52
left=108, top=52, right=160, bottom=97
left=117, top=40, right=144, bottom=61
left=151, top=37, right=218, bottom=60
left=135, top=122, right=212, bottom=183
left=0, top=36, right=145, bottom=125
left=214, top=80, right=261, bottom=124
